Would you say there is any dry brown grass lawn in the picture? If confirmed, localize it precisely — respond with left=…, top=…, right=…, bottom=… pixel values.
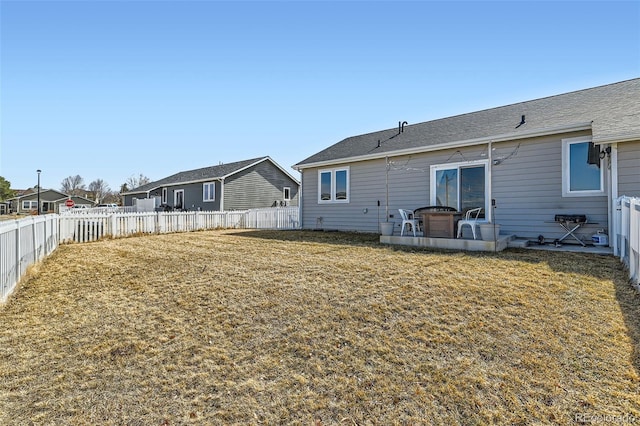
left=0, top=213, right=22, bottom=221
left=1, top=230, right=639, bottom=425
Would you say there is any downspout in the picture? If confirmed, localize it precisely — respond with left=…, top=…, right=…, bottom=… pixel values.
left=609, top=143, right=618, bottom=249
left=487, top=141, right=493, bottom=222
left=298, top=173, right=303, bottom=229
left=219, top=178, right=225, bottom=211
left=385, top=156, right=390, bottom=221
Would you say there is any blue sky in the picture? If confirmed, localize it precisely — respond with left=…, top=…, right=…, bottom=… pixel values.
left=1, top=0, right=639, bottom=192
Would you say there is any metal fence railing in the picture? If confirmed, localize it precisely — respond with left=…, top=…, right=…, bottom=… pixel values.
left=613, top=196, right=640, bottom=288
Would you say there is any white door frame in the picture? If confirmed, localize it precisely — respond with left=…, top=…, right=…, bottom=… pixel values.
left=174, top=189, right=184, bottom=210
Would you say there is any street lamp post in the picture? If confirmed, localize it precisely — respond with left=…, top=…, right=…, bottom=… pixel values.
left=37, top=169, right=41, bottom=215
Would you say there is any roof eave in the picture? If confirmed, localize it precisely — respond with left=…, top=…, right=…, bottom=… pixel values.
left=123, top=157, right=300, bottom=195
left=122, top=178, right=224, bottom=196
left=593, top=132, right=640, bottom=144
left=121, top=188, right=159, bottom=196
left=219, top=157, right=266, bottom=179
left=219, top=156, right=300, bottom=184
left=293, top=122, right=593, bottom=170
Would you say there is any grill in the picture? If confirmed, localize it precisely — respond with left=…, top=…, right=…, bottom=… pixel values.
left=554, top=214, right=587, bottom=224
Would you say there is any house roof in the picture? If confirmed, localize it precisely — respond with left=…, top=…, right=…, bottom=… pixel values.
left=68, top=195, right=97, bottom=204
left=7, top=189, right=95, bottom=205
left=13, top=189, right=34, bottom=197
left=123, top=156, right=299, bottom=195
left=7, top=188, right=68, bottom=201
left=294, top=78, right=640, bottom=169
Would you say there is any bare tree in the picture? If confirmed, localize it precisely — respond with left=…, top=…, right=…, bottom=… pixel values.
left=102, top=190, right=121, bottom=205
left=125, top=174, right=151, bottom=191
left=112, top=183, right=130, bottom=206
left=88, top=179, right=110, bottom=204
left=60, top=175, right=86, bottom=196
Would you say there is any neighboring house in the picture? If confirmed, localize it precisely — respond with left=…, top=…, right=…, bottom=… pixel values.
left=7, top=189, right=95, bottom=214
left=293, top=78, right=640, bottom=244
left=121, top=156, right=300, bottom=211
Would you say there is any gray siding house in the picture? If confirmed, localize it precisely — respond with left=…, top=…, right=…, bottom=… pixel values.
left=294, top=78, right=640, bottom=245
left=122, top=156, right=300, bottom=211
left=7, top=189, right=95, bottom=214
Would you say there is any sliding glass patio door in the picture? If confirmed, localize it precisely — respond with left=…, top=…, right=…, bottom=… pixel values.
left=431, top=161, right=488, bottom=217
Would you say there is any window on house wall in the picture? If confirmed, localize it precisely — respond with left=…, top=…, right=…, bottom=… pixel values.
left=283, top=187, right=291, bottom=201
left=162, top=188, right=167, bottom=204
left=562, top=137, right=604, bottom=196
left=431, top=161, right=488, bottom=217
left=318, top=167, right=349, bottom=203
left=22, top=200, right=37, bottom=210
left=203, top=182, right=215, bottom=202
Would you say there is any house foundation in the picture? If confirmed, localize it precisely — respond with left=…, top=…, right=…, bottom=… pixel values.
left=380, top=234, right=513, bottom=252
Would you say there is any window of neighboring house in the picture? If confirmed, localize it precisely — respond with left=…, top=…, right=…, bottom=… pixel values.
left=318, top=167, right=349, bottom=203
left=203, top=182, right=216, bottom=202
left=562, top=137, right=604, bottom=197
left=430, top=160, right=488, bottom=217
left=22, top=200, right=37, bottom=210
left=162, top=188, right=168, bottom=204
left=283, top=187, right=291, bottom=201
left=174, top=190, right=184, bottom=210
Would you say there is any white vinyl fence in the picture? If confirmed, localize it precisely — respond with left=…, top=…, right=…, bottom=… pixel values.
left=613, top=196, right=640, bottom=288
left=0, top=215, right=59, bottom=302
left=58, top=207, right=300, bottom=243
left=59, top=205, right=137, bottom=215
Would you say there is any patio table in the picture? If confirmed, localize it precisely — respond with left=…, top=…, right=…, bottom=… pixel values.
left=414, top=206, right=462, bottom=238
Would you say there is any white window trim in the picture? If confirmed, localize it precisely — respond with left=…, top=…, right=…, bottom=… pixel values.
left=162, top=188, right=167, bottom=204
left=203, top=182, right=216, bottom=202
left=561, top=136, right=605, bottom=197
left=283, top=186, right=291, bottom=201
left=430, top=159, right=490, bottom=219
left=318, top=167, right=350, bottom=203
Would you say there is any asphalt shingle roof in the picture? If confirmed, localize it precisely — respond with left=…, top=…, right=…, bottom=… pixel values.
left=295, top=78, right=640, bottom=168
left=126, top=157, right=269, bottom=194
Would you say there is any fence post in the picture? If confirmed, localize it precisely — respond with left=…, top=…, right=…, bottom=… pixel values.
left=111, top=214, right=117, bottom=238
left=41, top=216, right=46, bottom=259
left=31, top=217, right=37, bottom=262
left=613, top=197, right=620, bottom=257
left=14, top=220, right=20, bottom=288
left=631, top=198, right=639, bottom=285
